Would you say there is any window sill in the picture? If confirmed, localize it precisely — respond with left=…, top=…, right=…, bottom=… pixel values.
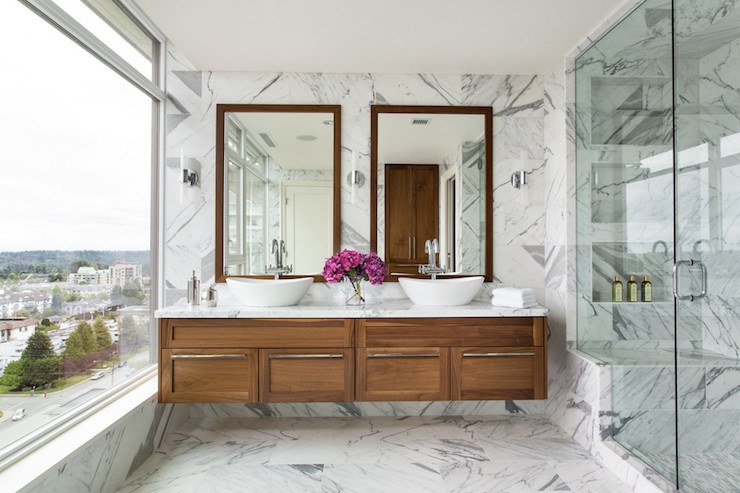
left=0, top=367, right=158, bottom=492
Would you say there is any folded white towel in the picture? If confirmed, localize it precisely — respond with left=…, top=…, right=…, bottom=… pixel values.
left=491, top=298, right=537, bottom=309
left=491, top=287, right=535, bottom=298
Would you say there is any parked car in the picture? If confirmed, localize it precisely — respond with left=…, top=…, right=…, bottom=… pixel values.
left=90, top=371, right=105, bottom=380
left=117, top=360, right=127, bottom=368
left=12, top=408, right=25, bottom=421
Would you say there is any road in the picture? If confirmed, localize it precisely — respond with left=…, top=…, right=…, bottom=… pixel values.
left=0, top=352, right=149, bottom=448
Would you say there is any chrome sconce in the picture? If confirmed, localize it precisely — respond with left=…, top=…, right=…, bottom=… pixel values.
left=511, top=170, right=527, bottom=189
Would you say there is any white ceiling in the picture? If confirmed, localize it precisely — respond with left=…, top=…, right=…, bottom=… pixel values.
left=135, top=0, right=625, bottom=74
left=233, top=112, right=334, bottom=170
left=378, top=113, right=484, bottom=165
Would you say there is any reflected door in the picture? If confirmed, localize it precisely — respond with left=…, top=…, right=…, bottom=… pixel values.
left=282, top=181, right=333, bottom=274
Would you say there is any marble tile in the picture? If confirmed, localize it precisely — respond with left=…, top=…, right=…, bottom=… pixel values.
left=198, top=464, right=323, bottom=493
left=465, top=416, right=570, bottom=441
left=550, top=460, right=633, bottom=493
left=440, top=460, right=570, bottom=492
left=269, top=434, right=379, bottom=464
left=477, top=437, right=592, bottom=462
left=379, top=438, right=489, bottom=466
left=322, top=462, right=446, bottom=493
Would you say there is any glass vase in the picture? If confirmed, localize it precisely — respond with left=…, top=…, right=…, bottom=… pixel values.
left=343, top=277, right=366, bottom=306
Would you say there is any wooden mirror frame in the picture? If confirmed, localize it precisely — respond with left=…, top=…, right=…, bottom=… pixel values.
left=216, top=104, right=342, bottom=283
left=370, top=105, right=493, bottom=282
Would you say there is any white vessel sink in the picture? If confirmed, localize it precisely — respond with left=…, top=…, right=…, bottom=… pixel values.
left=399, top=276, right=484, bottom=307
left=226, top=277, right=313, bottom=307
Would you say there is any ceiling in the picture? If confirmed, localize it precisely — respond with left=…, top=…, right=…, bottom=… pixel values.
left=135, top=0, right=626, bottom=74
left=233, top=112, right=334, bottom=170
left=378, top=113, right=484, bottom=165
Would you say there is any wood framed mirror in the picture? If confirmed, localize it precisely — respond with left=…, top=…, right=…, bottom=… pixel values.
left=370, top=105, right=493, bottom=281
left=216, top=104, right=341, bottom=282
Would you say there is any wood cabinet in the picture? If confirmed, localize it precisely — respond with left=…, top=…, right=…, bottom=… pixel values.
left=385, top=164, right=439, bottom=274
left=159, top=316, right=547, bottom=404
left=356, top=347, right=449, bottom=401
left=260, top=348, right=354, bottom=402
left=160, top=348, right=258, bottom=403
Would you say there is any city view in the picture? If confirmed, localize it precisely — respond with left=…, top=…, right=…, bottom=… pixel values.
left=0, top=251, right=150, bottom=446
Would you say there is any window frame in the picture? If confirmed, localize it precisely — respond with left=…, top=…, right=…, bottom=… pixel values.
left=0, top=0, right=165, bottom=469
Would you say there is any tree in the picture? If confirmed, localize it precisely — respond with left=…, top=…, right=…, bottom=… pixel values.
left=0, top=360, right=23, bottom=389
left=64, top=321, right=98, bottom=361
left=51, top=286, right=63, bottom=315
left=70, top=259, right=93, bottom=272
left=92, top=317, right=112, bottom=349
left=21, top=331, right=56, bottom=359
left=18, top=331, right=61, bottom=387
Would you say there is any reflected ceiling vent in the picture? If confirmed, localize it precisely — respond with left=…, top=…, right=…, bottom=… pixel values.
left=259, top=132, right=277, bottom=148
left=410, top=118, right=431, bottom=125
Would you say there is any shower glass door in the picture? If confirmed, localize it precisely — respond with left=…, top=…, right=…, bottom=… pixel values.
left=674, top=1, right=740, bottom=491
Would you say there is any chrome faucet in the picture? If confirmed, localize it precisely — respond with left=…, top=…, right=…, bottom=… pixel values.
left=266, top=239, right=292, bottom=279
left=419, top=238, right=446, bottom=279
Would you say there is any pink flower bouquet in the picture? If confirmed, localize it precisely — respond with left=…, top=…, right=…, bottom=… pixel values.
left=323, top=250, right=386, bottom=304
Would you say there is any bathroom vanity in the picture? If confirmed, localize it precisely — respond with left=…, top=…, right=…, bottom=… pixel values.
left=156, top=301, right=547, bottom=404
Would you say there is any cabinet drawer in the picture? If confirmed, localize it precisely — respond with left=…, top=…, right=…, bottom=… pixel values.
left=356, top=347, right=449, bottom=401
left=161, top=318, right=354, bottom=348
left=451, top=347, right=546, bottom=400
left=160, top=348, right=258, bottom=403
left=260, top=348, right=354, bottom=402
left=358, top=318, right=544, bottom=348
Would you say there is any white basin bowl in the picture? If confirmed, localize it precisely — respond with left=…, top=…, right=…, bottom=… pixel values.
left=399, top=276, right=484, bottom=306
left=226, top=277, right=313, bottom=307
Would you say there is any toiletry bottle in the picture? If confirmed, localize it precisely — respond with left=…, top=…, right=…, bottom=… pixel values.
left=187, top=270, right=200, bottom=307
left=627, top=275, right=638, bottom=302
left=612, top=275, right=623, bottom=302
left=641, top=275, right=652, bottom=302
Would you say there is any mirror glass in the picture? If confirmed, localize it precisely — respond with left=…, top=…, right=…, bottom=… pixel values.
left=219, top=107, right=338, bottom=278
left=375, top=111, right=488, bottom=277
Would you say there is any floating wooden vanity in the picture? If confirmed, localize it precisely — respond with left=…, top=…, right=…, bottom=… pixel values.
left=158, top=314, right=547, bottom=403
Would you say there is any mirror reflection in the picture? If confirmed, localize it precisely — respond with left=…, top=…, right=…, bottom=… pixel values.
left=376, top=111, right=487, bottom=276
left=222, top=109, right=337, bottom=277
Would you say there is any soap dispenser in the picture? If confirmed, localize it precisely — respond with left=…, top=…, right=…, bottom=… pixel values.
left=187, top=270, right=200, bottom=307
left=627, top=275, right=638, bottom=302
left=612, top=276, right=623, bottom=302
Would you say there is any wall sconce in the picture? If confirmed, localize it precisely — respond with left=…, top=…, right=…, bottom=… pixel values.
left=346, top=170, right=365, bottom=188
left=182, top=168, right=198, bottom=187
left=511, top=170, right=527, bottom=189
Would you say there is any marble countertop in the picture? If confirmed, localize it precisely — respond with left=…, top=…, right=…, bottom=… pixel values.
left=156, top=298, right=549, bottom=319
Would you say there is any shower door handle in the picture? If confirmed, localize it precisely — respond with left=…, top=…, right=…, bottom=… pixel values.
left=673, top=259, right=708, bottom=301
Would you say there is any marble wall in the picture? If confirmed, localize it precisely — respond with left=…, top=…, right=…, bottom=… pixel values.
left=164, top=50, right=547, bottom=306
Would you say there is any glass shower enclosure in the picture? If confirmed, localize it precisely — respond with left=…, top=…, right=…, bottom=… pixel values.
left=575, top=0, right=740, bottom=491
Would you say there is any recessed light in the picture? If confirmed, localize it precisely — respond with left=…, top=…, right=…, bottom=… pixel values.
left=297, top=135, right=317, bottom=141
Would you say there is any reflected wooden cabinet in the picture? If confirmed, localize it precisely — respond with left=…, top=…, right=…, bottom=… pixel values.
left=159, top=316, right=547, bottom=403
left=385, top=164, right=439, bottom=274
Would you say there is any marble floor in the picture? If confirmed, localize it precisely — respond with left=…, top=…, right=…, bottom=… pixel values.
left=118, top=415, right=634, bottom=493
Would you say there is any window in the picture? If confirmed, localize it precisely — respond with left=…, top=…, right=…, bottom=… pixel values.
left=0, top=0, right=161, bottom=458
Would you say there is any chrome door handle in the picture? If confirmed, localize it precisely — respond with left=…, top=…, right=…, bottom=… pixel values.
left=462, top=352, right=535, bottom=357
left=171, top=354, right=247, bottom=360
left=673, top=259, right=708, bottom=301
left=367, top=353, right=438, bottom=358
left=269, top=354, right=343, bottom=359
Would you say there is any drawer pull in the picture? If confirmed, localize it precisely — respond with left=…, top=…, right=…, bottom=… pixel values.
left=462, top=352, right=535, bottom=357
left=367, top=352, right=438, bottom=358
left=269, top=354, right=343, bottom=359
left=171, top=354, right=248, bottom=360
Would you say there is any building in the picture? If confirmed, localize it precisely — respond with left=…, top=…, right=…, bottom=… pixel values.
left=0, top=318, right=38, bottom=343
left=109, top=262, right=143, bottom=287
left=67, top=266, right=111, bottom=285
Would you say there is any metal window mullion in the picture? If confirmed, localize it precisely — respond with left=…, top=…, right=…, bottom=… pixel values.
left=20, top=0, right=165, bottom=101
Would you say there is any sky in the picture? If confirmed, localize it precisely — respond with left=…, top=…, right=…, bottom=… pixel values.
left=0, top=0, right=152, bottom=251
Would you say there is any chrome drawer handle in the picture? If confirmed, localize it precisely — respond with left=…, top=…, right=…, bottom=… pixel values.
left=462, top=352, right=535, bottom=357
left=269, top=354, right=343, bottom=359
left=171, top=354, right=248, bottom=360
left=367, top=353, right=438, bottom=358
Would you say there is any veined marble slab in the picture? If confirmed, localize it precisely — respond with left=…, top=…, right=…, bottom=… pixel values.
left=156, top=298, right=548, bottom=319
